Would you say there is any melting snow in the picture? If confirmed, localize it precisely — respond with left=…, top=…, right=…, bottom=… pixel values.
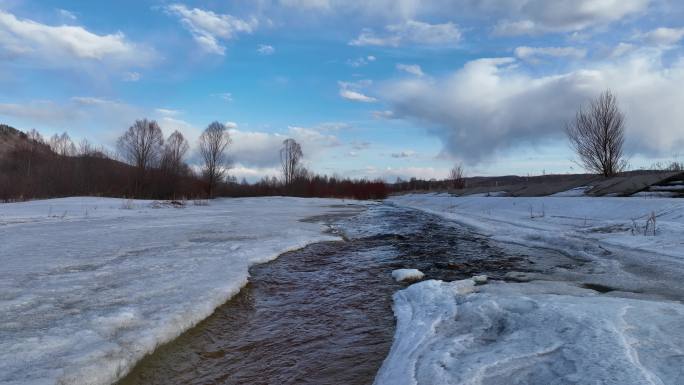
left=0, top=197, right=362, bottom=385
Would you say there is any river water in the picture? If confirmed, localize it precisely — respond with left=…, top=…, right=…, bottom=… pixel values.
left=119, top=204, right=547, bottom=385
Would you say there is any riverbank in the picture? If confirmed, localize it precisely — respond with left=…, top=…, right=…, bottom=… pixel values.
left=376, top=193, right=684, bottom=384
left=0, top=197, right=367, bottom=385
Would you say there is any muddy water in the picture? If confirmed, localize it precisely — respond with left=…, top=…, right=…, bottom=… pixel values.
left=119, top=204, right=538, bottom=385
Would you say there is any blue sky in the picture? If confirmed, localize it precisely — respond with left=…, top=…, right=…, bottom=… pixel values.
left=2, top=0, right=684, bottom=180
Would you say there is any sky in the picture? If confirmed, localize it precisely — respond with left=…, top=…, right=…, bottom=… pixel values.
left=1, top=0, right=684, bottom=181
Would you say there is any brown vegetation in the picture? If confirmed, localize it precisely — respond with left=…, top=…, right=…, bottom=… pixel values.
left=0, top=122, right=387, bottom=202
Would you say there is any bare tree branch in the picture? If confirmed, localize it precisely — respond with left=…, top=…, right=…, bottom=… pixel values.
left=566, top=90, right=626, bottom=177
left=199, top=121, right=231, bottom=197
left=280, top=138, right=303, bottom=186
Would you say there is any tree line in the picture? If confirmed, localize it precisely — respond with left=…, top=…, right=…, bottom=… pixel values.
left=0, top=121, right=387, bottom=201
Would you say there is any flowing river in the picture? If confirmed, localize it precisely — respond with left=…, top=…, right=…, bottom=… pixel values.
left=119, top=203, right=552, bottom=385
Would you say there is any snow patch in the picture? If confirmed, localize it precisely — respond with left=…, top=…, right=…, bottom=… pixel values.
left=392, top=269, right=425, bottom=283
left=375, top=280, right=684, bottom=385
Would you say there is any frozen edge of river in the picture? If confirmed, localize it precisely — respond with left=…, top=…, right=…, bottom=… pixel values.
left=1, top=197, right=366, bottom=385
left=375, top=279, right=684, bottom=385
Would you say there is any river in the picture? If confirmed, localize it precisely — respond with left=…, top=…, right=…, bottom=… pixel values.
left=119, top=203, right=553, bottom=384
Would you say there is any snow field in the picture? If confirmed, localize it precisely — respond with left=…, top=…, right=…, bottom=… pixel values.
left=0, top=197, right=363, bottom=385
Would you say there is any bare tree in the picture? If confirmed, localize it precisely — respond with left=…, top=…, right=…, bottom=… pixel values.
left=199, top=121, right=231, bottom=197
left=566, top=90, right=626, bottom=177
left=162, top=130, right=189, bottom=175
left=280, top=138, right=303, bottom=185
left=117, top=119, right=164, bottom=172
left=449, top=163, right=466, bottom=189
left=49, top=132, right=76, bottom=156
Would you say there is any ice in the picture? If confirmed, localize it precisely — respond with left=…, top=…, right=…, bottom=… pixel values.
left=381, top=194, right=684, bottom=385
left=375, top=279, right=684, bottom=385
left=391, top=269, right=425, bottom=283
left=0, top=197, right=362, bottom=385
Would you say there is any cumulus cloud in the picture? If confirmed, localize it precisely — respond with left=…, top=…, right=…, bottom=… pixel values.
left=257, top=44, right=275, bottom=55
left=350, top=20, right=461, bottom=47
left=0, top=10, right=153, bottom=67
left=165, top=4, right=258, bottom=55
left=638, top=27, right=684, bottom=46
left=515, top=46, right=587, bottom=62
left=338, top=81, right=377, bottom=102
left=380, top=52, right=684, bottom=164
left=396, top=63, right=424, bottom=76
left=492, top=0, right=649, bottom=35
left=228, top=125, right=341, bottom=168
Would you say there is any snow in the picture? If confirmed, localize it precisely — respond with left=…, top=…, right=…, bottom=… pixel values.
left=550, top=186, right=590, bottom=197
left=391, top=269, right=425, bottom=283
left=0, top=197, right=363, bottom=385
left=375, top=279, right=684, bottom=385
left=389, top=194, right=684, bottom=297
left=380, top=193, right=684, bottom=384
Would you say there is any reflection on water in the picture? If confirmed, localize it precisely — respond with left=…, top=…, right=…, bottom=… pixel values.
left=119, top=204, right=534, bottom=385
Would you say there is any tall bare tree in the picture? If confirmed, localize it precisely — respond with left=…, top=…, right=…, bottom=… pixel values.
left=199, top=121, right=231, bottom=197
left=280, top=138, right=303, bottom=185
left=162, top=130, right=189, bottom=175
left=117, top=119, right=164, bottom=172
left=449, top=163, right=466, bottom=189
left=566, top=90, right=626, bottom=177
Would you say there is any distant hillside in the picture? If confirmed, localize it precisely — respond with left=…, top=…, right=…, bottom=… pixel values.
left=0, top=124, right=51, bottom=159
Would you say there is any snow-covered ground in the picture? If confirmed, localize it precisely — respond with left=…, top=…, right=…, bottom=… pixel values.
left=375, top=279, right=684, bottom=385
left=378, top=193, right=684, bottom=384
left=390, top=193, right=684, bottom=298
left=0, top=197, right=362, bottom=385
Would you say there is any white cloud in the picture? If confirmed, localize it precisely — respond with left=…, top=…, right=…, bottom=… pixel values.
left=390, top=150, right=416, bottom=158
left=155, top=108, right=181, bottom=116
left=0, top=97, right=142, bottom=145
left=380, top=52, right=684, bottom=164
left=514, top=46, right=587, bottom=62
left=347, top=55, right=376, bottom=67
left=225, top=121, right=238, bottom=129
left=638, top=27, right=684, bottom=46
left=350, top=140, right=371, bottom=150
left=213, top=92, right=233, bottom=102
left=165, top=4, right=258, bottom=55
left=338, top=80, right=376, bottom=102
left=257, top=44, right=275, bottom=55
left=350, top=20, right=461, bottom=47
left=57, top=9, right=77, bottom=21
left=228, top=125, right=340, bottom=167
left=279, top=0, right=331, bottom=10
left=396, top=63, right=424, bottom=76
left=339, top=89, right=376, bottom=102
left=611, top=42, right=636, bottom=57
left=122, top=72, right=141, bottom=82
left=228, top=163, right=282, bottom=181
left=0, top=10, right=153, bottom=67
left=492, top=0, right=649, bottom=35
left=357, top=165, right=448, bottom=181
left=372, top=110, right=395, bottom=119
